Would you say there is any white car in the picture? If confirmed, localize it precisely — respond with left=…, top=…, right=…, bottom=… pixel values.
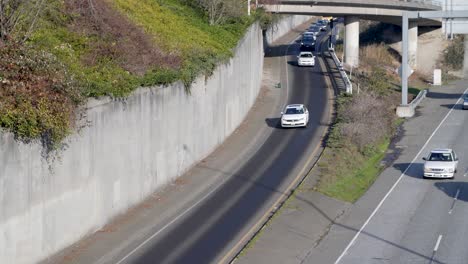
left=423, top=149, right=458, bottom=179
left=281, top=104, right=309, bottom=128
left=297, top=52, right=315, bottom=66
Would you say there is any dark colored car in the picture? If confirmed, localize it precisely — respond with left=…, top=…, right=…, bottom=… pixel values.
left=300, top=36, right=315, bottom=51
left=463, top=94, right=468, bottom=109
left=316, top=20, right=327, bottom=31
left=307, top=26, right=321, bottom=36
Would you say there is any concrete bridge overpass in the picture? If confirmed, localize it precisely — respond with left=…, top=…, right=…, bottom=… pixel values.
left=262, top=0, right=442, bottom=68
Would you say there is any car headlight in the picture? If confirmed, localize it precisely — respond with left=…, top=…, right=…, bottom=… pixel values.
left=424, top=167, right=430, bottom=173
left=446, top=168, right=454, bottom=173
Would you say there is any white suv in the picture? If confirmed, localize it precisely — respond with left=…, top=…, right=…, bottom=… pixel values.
left=423, top=149, right=458, bottom=179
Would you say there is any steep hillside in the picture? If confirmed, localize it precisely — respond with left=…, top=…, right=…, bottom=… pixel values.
left=0, top=0, right=256, bottom=150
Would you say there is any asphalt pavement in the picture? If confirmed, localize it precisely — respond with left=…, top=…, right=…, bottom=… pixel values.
left=235, top=79, right=468, bottom=264
left=332, top=82, right=468, bottom=264
left=41, top=19, right=332, bottom=264
left=40, top=18, right=468, bottom=264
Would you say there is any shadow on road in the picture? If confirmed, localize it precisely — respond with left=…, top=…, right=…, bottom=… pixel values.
left=392, top=163, right=424, bottom=179
left=292, top=192, right=445, bottom=264
left=434, top=181, right=468, bottom=202
left=427, top=91, right=463, bottom=100
left=439, top=103, right=466, bottom=110
left=265, top=117, right=281, bottom=128
left=287, top=60, right=298, bottom=67
left=265, top=44, right=299, bottom=57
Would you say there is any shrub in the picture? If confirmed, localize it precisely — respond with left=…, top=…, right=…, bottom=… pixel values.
left=0, top=44, right=82, bottom=150
left=443, top=35, right=464, bottom=71
left=1, top=0, right=255, bottom=147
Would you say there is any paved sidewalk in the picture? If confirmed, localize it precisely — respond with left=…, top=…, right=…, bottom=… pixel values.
left=235, top=79, right=468, bottom=264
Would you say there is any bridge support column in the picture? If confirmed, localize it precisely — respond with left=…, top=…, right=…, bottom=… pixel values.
left=344, top=16, right=359, bottom=68
left=464, top=35, right=468, bottom=77
left=408, top=21, right=418, bottom=68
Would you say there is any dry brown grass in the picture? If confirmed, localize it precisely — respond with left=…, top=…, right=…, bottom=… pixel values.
left=65, top=0, right=181, bottom=75
left=360, top=43, right=398, bottom=70
left=340, top=91, right=399, bottom=150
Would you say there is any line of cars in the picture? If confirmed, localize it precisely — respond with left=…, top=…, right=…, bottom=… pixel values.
left=299, top=19, right=329, bottom=52
left=281, top=19, right=333, bottom=128
left=296, top=19, right=331, bottom=68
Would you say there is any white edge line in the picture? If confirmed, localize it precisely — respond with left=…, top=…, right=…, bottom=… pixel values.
left=115, top=175, right=229, bottom=264
left=434, top=235, right=443, bottom=252
left=334, top=88, right=468, bottom=264
left=454, top=189, right=460, bottom=200
left=116, top=34, right=301, bottom=264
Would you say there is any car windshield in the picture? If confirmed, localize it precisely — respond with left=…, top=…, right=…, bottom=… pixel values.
left=285, top=108, right=304, bottom=114
left=428, top=152, right=453, bottom=161
left=464, top=94, right=468, bottom=100
left=300, top=53, right=313, bottom=58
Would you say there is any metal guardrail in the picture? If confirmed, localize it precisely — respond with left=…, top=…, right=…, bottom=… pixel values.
left=328, top=47, right=353, bottom=94
left=410, top=89, right=428, bottom=108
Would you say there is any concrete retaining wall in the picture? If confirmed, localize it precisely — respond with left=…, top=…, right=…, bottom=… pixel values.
left=265, top=15, right=312, bottom=44
left=0, top=16, right=308, bottom=264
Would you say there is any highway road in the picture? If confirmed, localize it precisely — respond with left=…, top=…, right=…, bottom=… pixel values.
left=335, top=89, right=468, bottom=264
left=108, top=28, right=333, bottom=264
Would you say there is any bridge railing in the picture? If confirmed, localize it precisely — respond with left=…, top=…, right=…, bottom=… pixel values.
left=401, top=0, right=442, bottom=6
left=265, top=0, right=443, bottom=7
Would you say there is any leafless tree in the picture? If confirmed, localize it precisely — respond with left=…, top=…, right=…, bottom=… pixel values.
left=0, top=0, right=46, bottom=43
left=196, top=0, right=244, bottom=25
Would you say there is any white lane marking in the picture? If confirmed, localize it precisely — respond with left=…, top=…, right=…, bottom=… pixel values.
left=116, top=35, right=302, bottom=264
left=115, top=175, right=230, bottom=264
left=434, top=235, right=443, bottom=252
left=454, top=189, right=460, bottom=200
left=334, top=88, right=468, bottom=264
left=448, top=188, right=460, bottom=214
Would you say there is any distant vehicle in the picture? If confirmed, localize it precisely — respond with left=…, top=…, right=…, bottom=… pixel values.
left=300, top=36, right=315, bottom=50
left=316, top=20, right=327, bottom=31
left=281, top=104, right=309, bottom=128
left=463, top=94, right=468, bottom=109
left=322, top=16, right=333, bottom=22
left=302, top=32, right=317, bottom=40
left=422, top=149, right=458, bottom=179
left=297, top=51, right=315, bottom=67
left=307, top=26, right=321, bottom=36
